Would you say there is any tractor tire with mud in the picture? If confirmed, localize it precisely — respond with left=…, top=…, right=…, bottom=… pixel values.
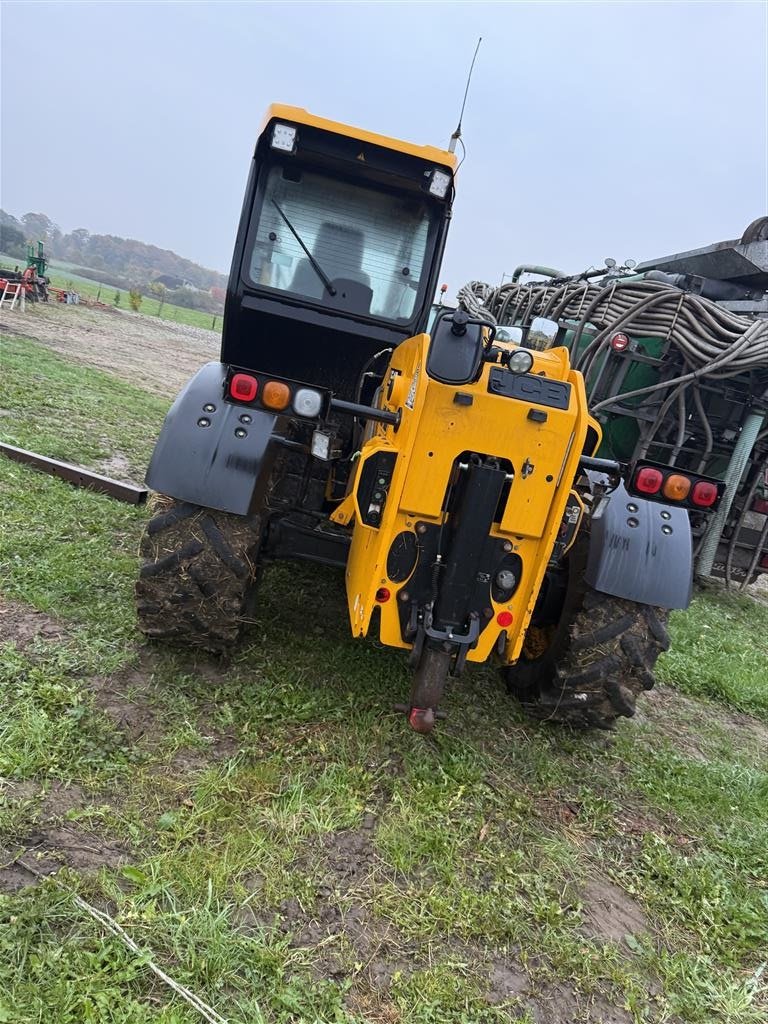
left=135, top=496, right=262, bottom=653
left=504, top=537, right=670, bottom=729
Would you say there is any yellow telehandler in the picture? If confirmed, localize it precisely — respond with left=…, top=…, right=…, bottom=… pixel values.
left=137, top=106, right=699, bottom=731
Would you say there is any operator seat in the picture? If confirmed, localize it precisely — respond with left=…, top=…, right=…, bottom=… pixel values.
left=291, top=222, right=372, bottom=303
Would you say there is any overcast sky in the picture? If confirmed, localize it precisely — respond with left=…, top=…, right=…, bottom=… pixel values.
left=2, top=1, right=766, bottom=292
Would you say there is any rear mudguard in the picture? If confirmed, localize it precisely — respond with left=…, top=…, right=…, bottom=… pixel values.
left=585, top=481, right=692, bottom=609
left=146, top=361, right=277, bottom=515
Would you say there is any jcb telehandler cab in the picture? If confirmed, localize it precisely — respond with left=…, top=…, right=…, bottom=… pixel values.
left=137, top=106, right=683, bottom=732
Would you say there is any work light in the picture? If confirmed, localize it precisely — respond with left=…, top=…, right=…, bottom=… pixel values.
left=428, top=169, right=452, bottom=198
left=271, top=123, right=297, bottom=153
left=311, top=430, right=332, bottom=460
left=507, top=349, right=534, bottom=374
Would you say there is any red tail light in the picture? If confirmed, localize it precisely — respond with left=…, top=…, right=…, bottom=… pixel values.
left=496, top=611, right=513, bottom=627
left=375, top=587, right=391, bottom=603
left=610, top=332, right=630, bottom=352
left=633, top=467, right=664, bottom=494
left=230, top=373, right=258, bottom=402
left=691, top=480, right=719, bottom=508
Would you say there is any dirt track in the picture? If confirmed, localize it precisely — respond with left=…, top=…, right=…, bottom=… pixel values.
left=1, top=302, right=219, bottom=396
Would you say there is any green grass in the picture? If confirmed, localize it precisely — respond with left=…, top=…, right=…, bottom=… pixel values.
left=1, top=333, right=166, bottom=473
left=0, top=336, right=164, bottom=657
left=658, top=592, right=768, bottom=718
left=1, top=333, right=767, bottom=1023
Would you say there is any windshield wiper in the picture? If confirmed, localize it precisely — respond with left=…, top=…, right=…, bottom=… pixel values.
left=271, top=199, right=337, bottom=297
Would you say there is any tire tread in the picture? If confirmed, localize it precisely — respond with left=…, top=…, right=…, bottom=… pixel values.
left=135, top=498, right=261, bottom=652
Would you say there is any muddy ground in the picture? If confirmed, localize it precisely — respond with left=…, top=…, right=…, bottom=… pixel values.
left=0, top=599, right=655, bottom=1024
left=0, top=301, right=218, bottom=396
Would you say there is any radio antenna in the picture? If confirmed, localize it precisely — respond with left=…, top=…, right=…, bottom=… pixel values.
left=449, top=36, right=482, bottom=154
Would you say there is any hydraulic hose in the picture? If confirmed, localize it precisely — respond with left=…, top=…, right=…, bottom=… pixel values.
left=691, top=384, right=714, bottom=474
left=456, top=278, right=768, bottom=382
left=511, top=264, right=565, bottom=283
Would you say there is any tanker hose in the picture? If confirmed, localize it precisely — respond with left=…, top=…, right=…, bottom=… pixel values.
left=511, top=264, right=566, bottom=283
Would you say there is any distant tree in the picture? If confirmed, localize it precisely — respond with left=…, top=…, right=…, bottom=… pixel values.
left=0, top=223, right=26, bottom=259
left=113, top=290, right=121, bottom=307
left=64, top=228, right=91, bottom=262
left=128, top=288, right=143, bottom=312
left=149, top=281, right=167, bottom=315
left=0, top=209, right=23, bottom=230
left=21, top=212, right=57, bottom=244
left=3, top=209, right=229, bottom=296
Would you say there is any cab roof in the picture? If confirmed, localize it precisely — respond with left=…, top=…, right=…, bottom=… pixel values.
left=261, top=104, right=459, bottom=172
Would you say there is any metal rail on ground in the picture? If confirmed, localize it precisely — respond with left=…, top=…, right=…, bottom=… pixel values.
left=0, top=443, right=148, bottom=504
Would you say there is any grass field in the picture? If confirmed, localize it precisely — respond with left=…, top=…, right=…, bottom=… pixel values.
left=0, top=254, right=223, bottom=333
left=1, top=334, right=767, bottom=1023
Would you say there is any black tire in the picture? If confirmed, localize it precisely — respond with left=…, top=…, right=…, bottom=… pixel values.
left=505, top=545, right=670, bottom=729
left=135, top=496, right=262, bottom=652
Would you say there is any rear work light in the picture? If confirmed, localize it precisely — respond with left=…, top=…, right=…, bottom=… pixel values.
left=662, top=474, right=691, bottom=502
left=230, top=373, right=258, bottom=402
left=271, top=122, right=297, bottom=153
left=610, top=332, right=630, bottom=352
left=633, top=467, right=663, bottom=494
left=261, top=380, right=291, bottom=410
left=428, top=169, right=452, bottom=198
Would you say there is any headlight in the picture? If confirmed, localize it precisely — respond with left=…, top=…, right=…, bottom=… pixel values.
left=293, top=387, right=323, bottom=418
left=428, top=169, right=452, bottom=198
left=271, top=122, right=297, bottom=153
left=507, top=349, right=534, bottom=374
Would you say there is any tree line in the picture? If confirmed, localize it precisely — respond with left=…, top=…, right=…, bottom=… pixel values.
left=0, top=210, right=227, bottom=312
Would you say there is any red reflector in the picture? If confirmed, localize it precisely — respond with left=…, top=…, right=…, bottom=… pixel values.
left=751, top=497, right=768, bottom=515
left=496, top=611, right=513, bottom=627
left=375, top=587, right=391, bottom=603
left=760, top=554, right=768, bottom=570
left=633, top=467, right=664, bottom=494
left=230, top=373, right=258, bottom=402
left=690, top=480, right=719, bottom=508
left=610, top=332, right=630, bottom=352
